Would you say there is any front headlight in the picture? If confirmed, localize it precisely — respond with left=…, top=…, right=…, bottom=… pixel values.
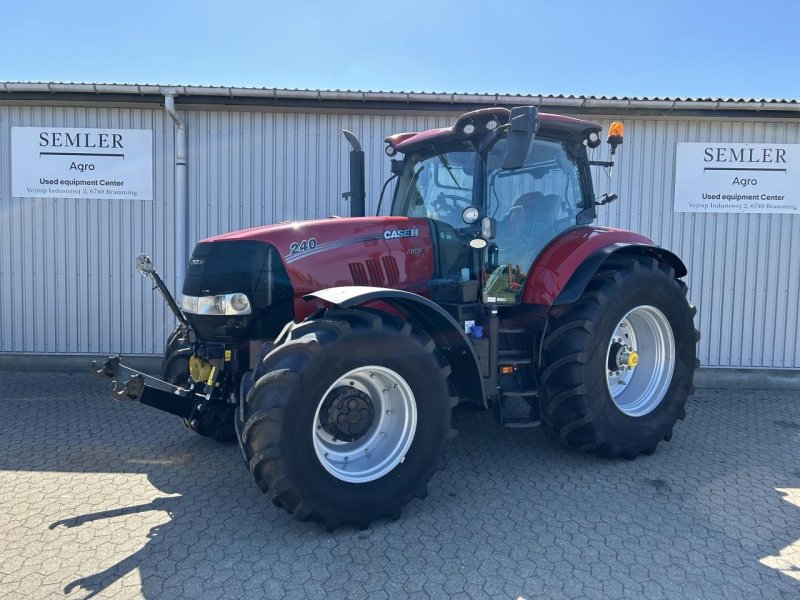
left=181, top=293, right=252, bottom=316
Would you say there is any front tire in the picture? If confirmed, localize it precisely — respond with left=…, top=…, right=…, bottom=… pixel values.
left=538, top=256, right=699, bottom=458
left=236, top=309, right=457, bottom=530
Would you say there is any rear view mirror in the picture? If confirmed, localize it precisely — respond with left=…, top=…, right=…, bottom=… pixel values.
left=501, top=106, right=540, bottom=170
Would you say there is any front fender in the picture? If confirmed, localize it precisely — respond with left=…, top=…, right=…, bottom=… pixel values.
left=521, top=226, right=687, bottom=306
left=306, top=286, right=486, bottom=407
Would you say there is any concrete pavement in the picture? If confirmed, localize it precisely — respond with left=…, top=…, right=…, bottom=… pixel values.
left=1, top=372, right=798, bottom=599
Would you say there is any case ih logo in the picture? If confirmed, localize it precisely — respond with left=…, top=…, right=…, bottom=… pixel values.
left=384, top=227, right=419, bottom=240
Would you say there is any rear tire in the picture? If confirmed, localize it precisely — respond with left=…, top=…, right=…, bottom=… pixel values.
left=236, top=309, right=457, bottom=530
left=538, top=256, right=699, bottom=458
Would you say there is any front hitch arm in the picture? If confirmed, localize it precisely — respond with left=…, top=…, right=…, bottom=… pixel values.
left=91, top=355, right=203, bottom=420
left=110, top=373, right=145, bottom=400
left=135, top=253, right=187, bottom=326
left=91, top=355, right=120, bottom=378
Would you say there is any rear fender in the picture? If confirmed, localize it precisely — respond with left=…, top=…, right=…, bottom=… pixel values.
left=306, top=286, right=486, bottom=407
left=522, top=226, right=688, bottom=306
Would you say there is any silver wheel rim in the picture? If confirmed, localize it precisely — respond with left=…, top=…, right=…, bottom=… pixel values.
left=606, top=305, right=675, bottom=417
left=312, top=366, right=417, bottom=483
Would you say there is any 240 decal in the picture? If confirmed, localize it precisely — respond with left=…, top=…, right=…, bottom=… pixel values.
left=289, top=238, right=318, bottom=255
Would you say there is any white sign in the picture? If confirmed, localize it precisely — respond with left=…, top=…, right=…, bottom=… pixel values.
left=674, top=142, right=800, bottom=214
left=11, top=127, right=153, bottom=200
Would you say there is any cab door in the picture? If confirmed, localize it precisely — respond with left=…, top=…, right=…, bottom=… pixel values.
left=483, top=138, right=589, bottom=304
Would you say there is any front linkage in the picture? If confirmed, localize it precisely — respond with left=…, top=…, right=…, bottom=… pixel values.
left=92, top=354, right=202, bottom=419
left=91, top=345, right=238, bottom=429
left=91, top=255, right=238, bottom=434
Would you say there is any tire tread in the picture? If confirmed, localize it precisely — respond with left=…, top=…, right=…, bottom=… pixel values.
left=236, top=308, right=456, bottom=529
left=538, top=255, right=699, bottom=458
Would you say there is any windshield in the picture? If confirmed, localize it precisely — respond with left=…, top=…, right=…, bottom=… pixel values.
left=390, top=149, right=478, bottom=229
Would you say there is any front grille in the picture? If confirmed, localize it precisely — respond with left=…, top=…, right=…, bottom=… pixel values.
left=183, top=240, right=294, bottom=342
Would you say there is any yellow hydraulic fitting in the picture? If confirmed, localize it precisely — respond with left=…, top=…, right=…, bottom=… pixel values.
left=189, top=356, right=213, bottom=382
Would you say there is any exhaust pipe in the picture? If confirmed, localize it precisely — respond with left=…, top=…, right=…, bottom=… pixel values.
left=342, top=130, right=366, bottom=218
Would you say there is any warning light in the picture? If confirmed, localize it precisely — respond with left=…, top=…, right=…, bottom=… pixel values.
left=500, top=366, right=515, bottom=374
left=607, top=121, right=624, bottom=155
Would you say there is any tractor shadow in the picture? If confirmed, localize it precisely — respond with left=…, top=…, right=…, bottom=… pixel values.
left=53, top=498, right=182, bottom=598
left=43, top=437, right=266, bottom=599
left=42, top=434, right=281, bottom=599
left=1, top=373, right=286, bottom=599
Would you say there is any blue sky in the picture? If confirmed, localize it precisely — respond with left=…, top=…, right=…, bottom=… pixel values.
left=2, top=0, right=799, bottom=99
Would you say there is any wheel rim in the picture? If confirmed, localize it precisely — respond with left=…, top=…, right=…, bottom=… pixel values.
left=605, top=305, right=675, bottom=417
left=313, top=366, right=417, bottom=483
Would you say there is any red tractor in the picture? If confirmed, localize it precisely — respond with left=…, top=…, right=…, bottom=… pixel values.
left=94, top=106, right=699, bottom=530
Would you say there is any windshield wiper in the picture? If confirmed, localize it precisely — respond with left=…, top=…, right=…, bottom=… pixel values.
left=437, top=151, right=462, bottom=189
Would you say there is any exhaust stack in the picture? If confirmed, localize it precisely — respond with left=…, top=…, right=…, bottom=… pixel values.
left=342, top=130, right=366, bottom=218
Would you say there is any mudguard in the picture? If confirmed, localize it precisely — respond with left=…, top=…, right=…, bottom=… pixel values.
left=522, top=226, right=688, bottom=306
left=306, top=286, right=486, bottom=406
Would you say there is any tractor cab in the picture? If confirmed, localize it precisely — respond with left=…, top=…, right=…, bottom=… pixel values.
left=386, top=107, right=601, bottom=305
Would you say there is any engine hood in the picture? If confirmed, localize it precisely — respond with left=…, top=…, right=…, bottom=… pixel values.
left=203, top=216, right=426, bottom=247
left=199, top=216, right=436, bottom=322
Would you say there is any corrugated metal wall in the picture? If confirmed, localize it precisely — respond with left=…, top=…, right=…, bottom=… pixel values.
left=2, top=100, right=798, bottom=369
left=184, top=110, right=456, bottom=237
left=0, top=104, right=177, bottom=355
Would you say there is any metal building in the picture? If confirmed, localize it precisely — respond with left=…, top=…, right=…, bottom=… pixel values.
left=1, top=83, right=799, bottom=372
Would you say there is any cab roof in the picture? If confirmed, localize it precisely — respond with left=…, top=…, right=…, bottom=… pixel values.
left=384, top=107, right=601, bottom=154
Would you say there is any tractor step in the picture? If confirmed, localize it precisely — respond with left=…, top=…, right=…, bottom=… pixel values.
left=501, top=389, right=538, bottom=398
left=498, top=349, right=527, bottom=358
left=494, top=391, right=541, bottom=428
left=501, top=418, right=542, bottom=429
left=498, top=357, right=532, bottom=367
left=498, top=326, right=527, bottom=334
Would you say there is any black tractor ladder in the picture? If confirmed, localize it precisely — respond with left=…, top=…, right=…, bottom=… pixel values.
left=495, top=326, right=541, bottom=428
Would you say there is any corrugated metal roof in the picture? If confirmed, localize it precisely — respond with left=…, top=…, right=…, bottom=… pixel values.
left=1, top=81, right=798, bottom=112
